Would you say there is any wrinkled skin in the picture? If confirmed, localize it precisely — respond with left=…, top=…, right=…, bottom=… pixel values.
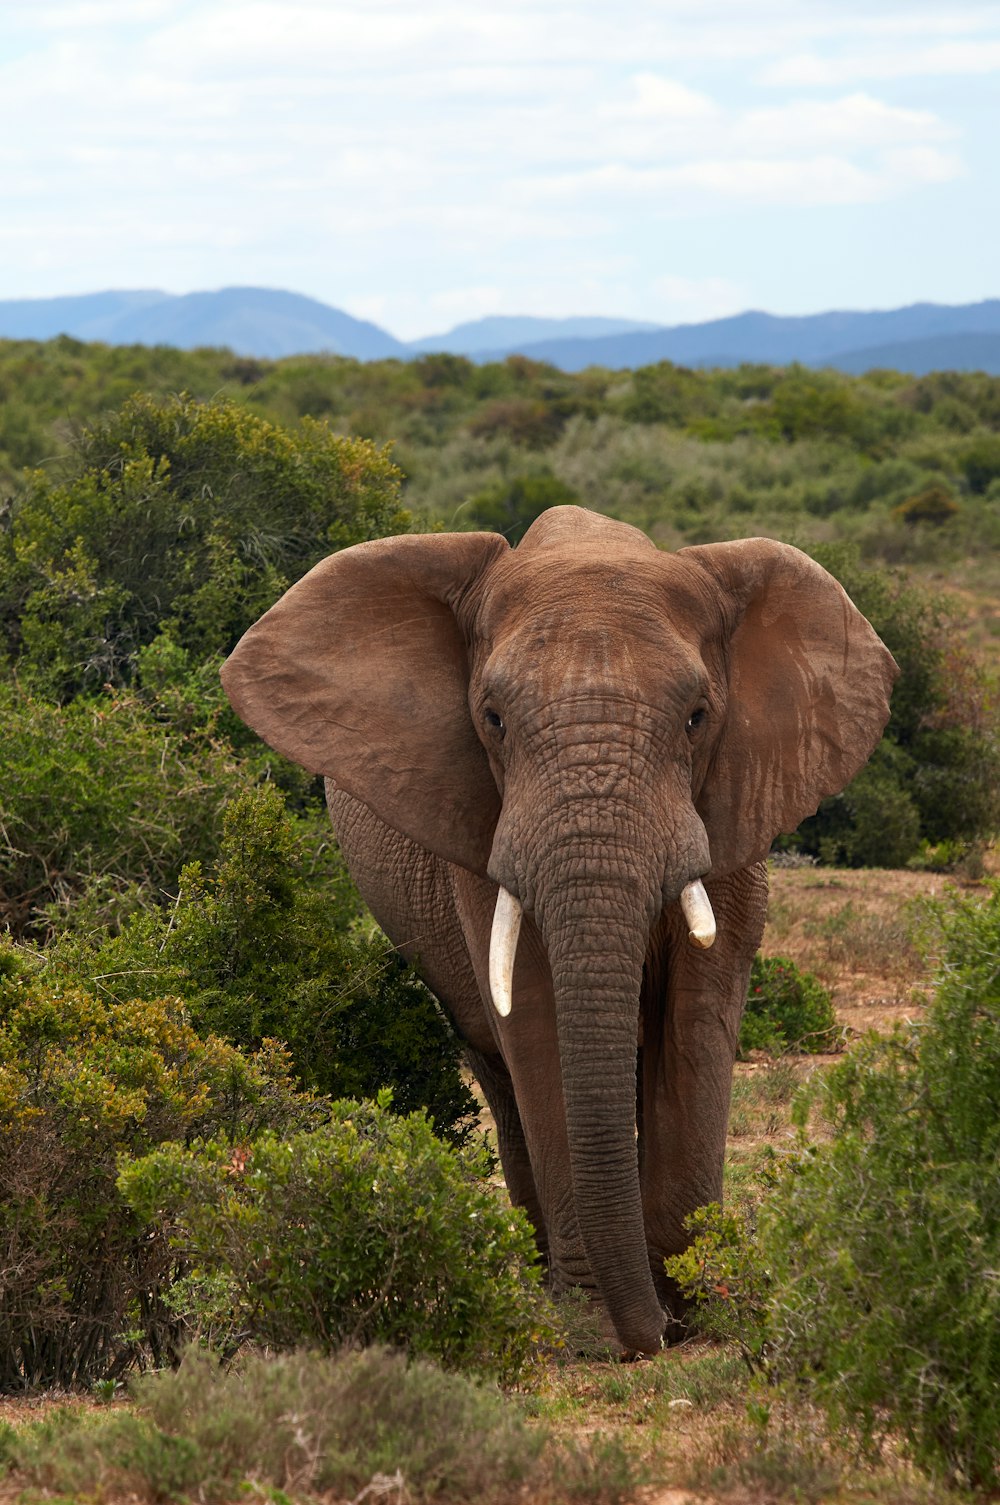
left=222, top=506, right=897, bottom=1353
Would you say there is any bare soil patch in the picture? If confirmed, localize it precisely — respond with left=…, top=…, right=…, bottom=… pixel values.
left=763, top=864, right=976, bottom=1035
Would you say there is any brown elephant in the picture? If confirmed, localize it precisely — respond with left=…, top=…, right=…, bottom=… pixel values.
left=221, top=505, right=897, bottom=1354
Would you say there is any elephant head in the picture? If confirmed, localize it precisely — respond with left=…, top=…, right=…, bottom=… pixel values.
left=221, top=506, right=896, bottom=1352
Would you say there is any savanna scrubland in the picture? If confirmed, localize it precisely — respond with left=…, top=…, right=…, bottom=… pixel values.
left=0, top=338, right=997, bottom=1503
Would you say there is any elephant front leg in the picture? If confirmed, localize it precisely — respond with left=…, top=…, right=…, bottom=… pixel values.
left=639, top=864, right=768, bottom=1312
left=327, top=787, right=552, bottom=1261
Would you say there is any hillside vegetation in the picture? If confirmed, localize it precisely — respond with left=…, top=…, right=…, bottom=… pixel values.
left=3, top=334, right=1000, bottom=569
left=1, top=338, right=997, bottom=877
left=0, top=339, right=997, bottom=1499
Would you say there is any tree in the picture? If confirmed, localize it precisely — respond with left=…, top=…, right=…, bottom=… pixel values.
left=1, top=392, right=408, bottom=698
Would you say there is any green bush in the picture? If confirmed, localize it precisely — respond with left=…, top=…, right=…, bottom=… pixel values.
left=1, top=391, right=407, bottom=697
left=739, top=955, right=838, bottom=1056
left=120, top=1094, right=549, bottom=1383
left=0, top=681, right=247, bottom=939
left=0, top=949, right=315, bottom=1389
left=52, top=785, right=479, bottom=1143
left=663, top=1203, right=771, bottom=1372
left=462, top=469, right=581, bottom=542
left=792, top=546, right=1000, bottom=866
left=0, top=1346, right=640, bottom=1504
left=763, top=887, right=1000, bottom=1488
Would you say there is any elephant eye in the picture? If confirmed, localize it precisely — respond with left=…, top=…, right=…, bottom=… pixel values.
left=686, top=707, right=707, bottom=735
left=484, top=709, right=506, bottom=738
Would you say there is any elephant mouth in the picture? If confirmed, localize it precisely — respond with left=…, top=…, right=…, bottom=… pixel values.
left=487, top=879, right=716, bottom=1018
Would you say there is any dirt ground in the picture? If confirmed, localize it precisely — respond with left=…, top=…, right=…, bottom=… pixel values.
left=762, top=861, right=970, bottom=1033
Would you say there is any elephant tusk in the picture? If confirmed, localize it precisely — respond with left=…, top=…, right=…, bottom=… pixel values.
left=489, top=887, right=523, bottom=1017
left=680, top=880, right=716, bottom=949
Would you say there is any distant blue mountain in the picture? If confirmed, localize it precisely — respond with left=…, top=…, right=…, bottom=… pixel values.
left=409, top=314, right=660, bottom=355
left=0, top=287, right=408, bottom=360
left=471, top=302, right=1000, bottom=372
left=0, top=290, right=166, bottom=342
left=2, top=286, right=1000, bottom=374
left=820, top=332, right=1000, bottom=378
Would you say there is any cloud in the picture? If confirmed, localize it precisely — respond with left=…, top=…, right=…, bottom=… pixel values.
left=609, top=73, right=717, bottom=120
left=651, top=274, right=745, bottom=324
left=528, top=143, right=963, bottom=209
left=0, top=0, right=993, bottom=330
left=740, top=94, right=955, bottom=153
left=763, top=39, right=1000, bottom=86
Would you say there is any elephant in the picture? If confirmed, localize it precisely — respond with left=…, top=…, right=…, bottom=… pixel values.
left=220, top=504, right=897, bottom=1355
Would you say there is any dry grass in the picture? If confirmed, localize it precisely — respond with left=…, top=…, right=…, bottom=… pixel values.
left=912, top=554, right=1000, bottom=675
left=762, top=864, right=976, bottom=1034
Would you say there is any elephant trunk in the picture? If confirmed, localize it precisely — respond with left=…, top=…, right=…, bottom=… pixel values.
left=541, top=870, right=668, bottom=1354
left=486, top=713, right=711, bottom=1351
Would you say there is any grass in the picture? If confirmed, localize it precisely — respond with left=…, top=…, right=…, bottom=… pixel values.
left=535, top=1353, right=974, bottom=1505
left=806, top=898, right=925, bottom=979
left=0, top=1347, right=643, bottom=1505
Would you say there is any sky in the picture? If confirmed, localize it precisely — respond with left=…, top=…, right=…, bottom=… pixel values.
left=3, top=0, right=999, bottom=339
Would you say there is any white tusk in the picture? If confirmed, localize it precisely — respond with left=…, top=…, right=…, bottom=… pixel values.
left=489, top=887, right=523, bottom=1017
left=680, top=880, right=716, bottom=949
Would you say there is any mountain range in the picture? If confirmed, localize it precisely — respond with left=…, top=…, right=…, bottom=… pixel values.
left=2, top=286, right=1000, bottom=375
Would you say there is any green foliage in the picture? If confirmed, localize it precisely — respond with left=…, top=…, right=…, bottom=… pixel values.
left=1, top=1346, right=640, bottom=1504
left=0, top=951, right=315, bottom=1389
left=2, top=391, right=407, bottom=697
left=892, top=484, right=960, bottom=527
left=792, top=546, right=1000, bottom=866
left=468, top=396, right=566, bottom=449
left=462, top=469, right=582, bottom=542
left=617, top=361, right=712, bottom=427
left=120, top=1094, right=549, bottom=1384
left=664, top=1203, right=772, bottom=1373
left=959, top=432, right=1000, bottom=493
left=0, top=681, right=246, bottom=939
left=765, top=368, right=874, bottom=446
left=739, top=954, right=838, bottom=1055
left=51, top=785, right=479, bottom=1143
left=763, top=887, right=1000, bottom=1488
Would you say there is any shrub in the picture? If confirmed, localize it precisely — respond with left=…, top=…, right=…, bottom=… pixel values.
left=120, top=1094, right=549, bottom=1383
left=1, top=391, right=408, bottom=696
left=0, top=681, right=246, bottom=939
left=739, top=954, right=838, bottom=1056
left=0, top=1346, right=640, bottom=1505
left=467, top=397, right=564, bottom=449
left=462, top=469, right=581, bottom=542
left=51, top=785, right=480, bottom=1143
left=663, top=1202, right=772, bottom=1373
left=793, top=547, right=1000, bottom=866
left=892, top=484, right=959, bottom=527
left=0, top=950, right=315, bottom=1389
left=763, top=887, right=1000, bottom=1488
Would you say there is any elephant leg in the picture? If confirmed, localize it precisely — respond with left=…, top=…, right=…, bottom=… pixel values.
left=639, top=863, right=768, bottom=1304
left=464, top=1043, right=550, bottom=1262
left=326, top=784, right=549, bottom=1248
left=451, top=867, right=593, bottom=1296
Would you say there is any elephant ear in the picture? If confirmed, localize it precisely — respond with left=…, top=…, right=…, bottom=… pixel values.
left=679, top=539, right=899, bottom=876
left=221, top=532, right=510, bottom=873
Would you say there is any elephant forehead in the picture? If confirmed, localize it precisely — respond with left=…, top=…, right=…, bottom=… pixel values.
left=476, top=546, right=719, bottom=647
left=483, top=549, right=660, bottom=624
left=475, top=563, right=709, bottom=707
